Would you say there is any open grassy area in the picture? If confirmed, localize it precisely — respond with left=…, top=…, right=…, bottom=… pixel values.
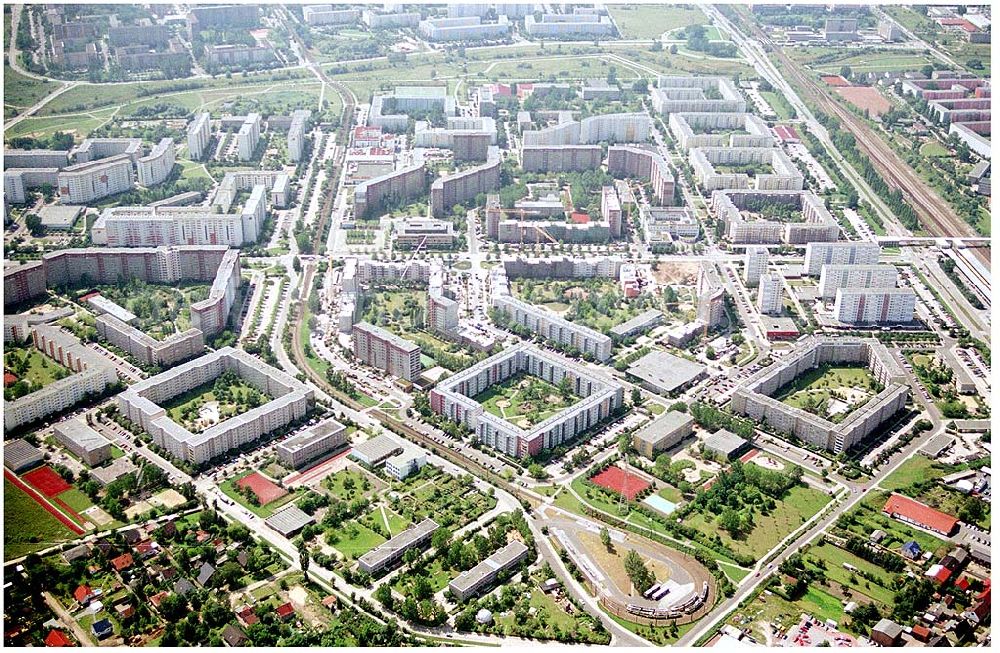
left=760, top=90, right=795, bottom=120
left=802, top=541, right=898, bottom=605
left=839, top=492, right=950, bottom=558
left=161, top=374, right=271, bottom=434
left=880, top=454, right=943, bottom=492
left=91, top=281, right=209, bottom=341
left=218, top=473, right=301, bottom=518
left=919, top=140, right=950, bottom=158
left=324, top=467, right=378, bottom=502
left=4, top=64, right=61, bottom=110
left=608, top=5, right=706, bottom=40
left=4, top=478, right=77, bottom=560
left=328, top=520, right=386, bottom=560
left=773, top=364, right=881, bottom=424
left=392, top=467, right=496, bottom=530
left=477, top=371, right=578, bottom=428
left=686, top=485, right=830, bottom=559
left=4, top=343, right=74, bottom=401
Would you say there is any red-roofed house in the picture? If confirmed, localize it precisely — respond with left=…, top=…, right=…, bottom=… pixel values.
left=149, top=591, right=169, bottom=609
left=135, top=540, right=158, bottom=558
left=570, top=212, right=590, bottom=224
left=773, top=125, right=801, bottom=143
left=111, top=553, right=133, bottom=572
left=489, top=83, right=512, bottom=97
left=3, top=372, right=17, bottom=387
left=925, top=564, right=953, bottom=585
left=275, top=602, right=295, bottom=622
left=73, top=585, right=94, bottom=605
left=955, top=576, right=971, bottom=591
left=882, top=493, right=959, bottom=536
left=236, top=605, right=259, bottom=627
left=911, top=624, right=931, bottom=642
left=45, top=630, right=73, bottom=647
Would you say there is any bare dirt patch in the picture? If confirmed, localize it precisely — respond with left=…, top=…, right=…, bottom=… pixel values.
left=835, top=86, right=891, bottom=116
left=651, top=261, right=699, bottom=286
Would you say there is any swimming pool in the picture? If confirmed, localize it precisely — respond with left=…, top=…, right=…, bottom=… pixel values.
left=643, top=494, right=677, bottom=515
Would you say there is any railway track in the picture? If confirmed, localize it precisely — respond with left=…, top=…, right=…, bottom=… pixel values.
left=744, top=17, right=989, bottom=266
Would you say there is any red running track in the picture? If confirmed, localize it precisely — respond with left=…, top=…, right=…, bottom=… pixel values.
left=4, top=469, right=85, bottom=535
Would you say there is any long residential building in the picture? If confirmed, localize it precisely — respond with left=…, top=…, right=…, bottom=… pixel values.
left=520, top=145, right=602, bottom=173
left=4, top=168, right=60, bottom=204
left=430, top=148, right=501, bottom=217
left=92, top=204, right=261, bottom=247
left=491, top=283, right=612, bottom=361
left=352, top=322, right=422, bottom=381
left=523, top=13, right=616, bottom=38
left=448, top=541, right=530, bottom=601
left=354, top=158, right=427, bottom=218
left=187, top=112, right=211, bottom=161
left=4, top=326, right=119, bottom=432
left=275, top=418, right=348, bottom=469
left=712, top=189, right=839, bottom=244
left=818, top=265, right=899, bottom=300
left=58, top=154, right=135, bottom=204
left=430, top=343, right=623, bottom=458
left=136, top=138, right=176, bottom=187
left=732, top=338, right=909, bottom=453
left=418, top=16, right=510, bottom=42
left=668, top=112, right=774, bottom=151
left=523, top=113, right=651, bottom=146
left=116, top=347, right=313, bottom=465
left=302, top=6, right=360, bottom=25
left=834, top=288, right=916, bottom=325
left=362, top=10, right=421, bottom=29
left=3, top=149, right=70, bottom=169
left=691, top=147, right=803, bottom=191
left=607, top=145, right=675, bottom=205
left=652, top=76, right=747, bottom=114
left=358, top=518, right=438, bottom=574
left=96, top=314, right=204, bottom=367
left=804, top=241, right=882, bottom=276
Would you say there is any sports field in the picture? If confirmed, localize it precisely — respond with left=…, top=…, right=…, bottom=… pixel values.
left=590, top=466, right=651, bottom=501
left=236, top=471, right=288, bottom=506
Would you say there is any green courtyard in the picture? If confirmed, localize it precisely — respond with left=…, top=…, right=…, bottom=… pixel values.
left=3, top=343, right=74, bottom=402
left=160, top=371, right=271, bottom=433
left=89, top=280, right=211, bottom=341
left=773, top=364, right=882, bottom=424
left=477, top=372, right=579, bottom=429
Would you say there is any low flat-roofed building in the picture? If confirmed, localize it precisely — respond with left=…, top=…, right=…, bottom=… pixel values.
left=883, top=493, right=959, bottom=536
left=626, top=350, right=707, bottom=396
left=631, top=410, right=694, bottom=459
left=385, top=449, right=426, bottom=481
left=349, top=434, right=403, bottom=467
left=275, top=418, right=348, bottom=469
left=920, top=433, right=955, bottom=458
left=358, top=518, right=438, bottom=574
left=702, top=429, right=749, bottom=460
left=609, top=309, right=664, bottom=341
left=91, top=457, right=138, bottom=486
left=264, top=505, right=315, bottom=537
left=38, top=205, right=83, bottom=230
left=53, top=418, right=112, bottom=466
left=448, top=540, right=530, bottom=601
left=3, top=438, right=44, bottom=472
left=87, top=294, right=137, bottom=324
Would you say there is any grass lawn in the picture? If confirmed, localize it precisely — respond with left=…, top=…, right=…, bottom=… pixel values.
left=393, top=557, right=454, bottom=597
left=657, top=485, right=683, bottom=504
left=841, top=493, right=950, bottom=558
left=760, top=90, right=795, bottom=120
left=324, top=468, right=378, bottom=501
left=803, top=542, right=898, bottom=605
left=648, top=403, right=666, bottom=416
left=976, top=207, right=990, bottom=237
left=603, top=606, right=695, bottom=645
left=687, top=485, right=830, bottom=559
left=218, top=474, right=299, bottom=518
left=609, top=5, right=706, bottom=39
left=795, top=586, right=845, bottom=623
left=773, top=364, right=880, bottom=424
left=4, top=478, right=77, bottom=560
left=3, top=344, right=74, bottom=396
left=477, top=371, right=578, bottom=428
left=919, top=141, right=950, bottom=157
left=161, top=376, right=270, bottom=433
left=4, top=64, right=61, bottom=109
left=329, top=520, right=386, bottom=559
left=880, top=455, right=943, bottom=492
left=57, top=488, right=94, bottom=513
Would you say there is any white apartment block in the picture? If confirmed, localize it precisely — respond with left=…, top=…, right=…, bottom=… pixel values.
left=352, top=321, right=422, bottom=381
left=834, top=288, right=916, bottom=325
left=607, top=145, right=675, bottom=206
left=187, top=112, right=211, bottom=161
left=71, top=138, right=142, bottom=163
left=275, top=418, right=348, bottom=469
left=744, top=245, right=769, bottom=287
left=691, top=147, right=804, bottom=191
left=237, top=113, right=262, bottom=161
left=362, top=10, right=421, bottom=29
left=4, top=168, right=60, bottom=204
left=803, top=242, right=882, bottom=276
left=136, top=138, right=176, bottom=187
left=652, top=76, right=747, bottom=115
left=58, top=155, right=135, bottom=204
left=116, top=347, right=314, bottom=464
left=428, top=291, right=459, bottom=334
left=93, top=206, right=256, bottom=247
left=523, top=13, right=616, bottom=38
left=96, top=314, right=204, bottom=367
left=757, top=272, right=784, bottom=315
left=668, top=112, right=774, bottom=151
left=3, top=149, right=69, bottom=169
left=4, top=326, right=119, bottom=432
left=818, top=264, right=899, bottom=301
left=491, top=291, right=613, bottom=361
left=302, top=5, right=360, bottom=25
left=713, top=189, right=839, bottom=244
left=418, top=16, right=510, bottom=42
left=430, top=343, right=623, bottom=458
left=287, top=109, right=311, bottom=163
left=601, top=186, right=623, bottom=238
left=523, top=113, right=651, bottom=146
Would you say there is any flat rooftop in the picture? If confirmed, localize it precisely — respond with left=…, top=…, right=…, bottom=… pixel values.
left=627, top=350, right=707, bottom=394
left=264, top=505, right=315, bottom=536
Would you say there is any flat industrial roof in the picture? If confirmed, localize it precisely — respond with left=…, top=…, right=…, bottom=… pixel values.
left=3, top=439, right=44, bottom=472
left=627, top=350, right=706, bottom=393
left=54, top=418, right=110, bottom=453
left=358, top=518, right=438, bottom=569
left=264, top=505, right=315, bottom=536
left=38, top=205, right=83, bottom=228
left=350, top=434, right=403, bottom=464
left=703, top=429, right=747, bottom=456
left=632, top=410, right=694, bottom=446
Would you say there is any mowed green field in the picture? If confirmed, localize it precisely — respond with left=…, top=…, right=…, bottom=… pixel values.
left=803, top=541, right=898, bottom=605
left=4, top=478, right=77, bottom=560
left=4, top=344, right=74, bottom=390
left=609, top=5, right=706, bottom=39
left=4, top=64, right=61, bottom=110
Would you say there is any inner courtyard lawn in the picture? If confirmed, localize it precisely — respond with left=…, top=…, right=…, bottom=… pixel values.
left=160, top=372, right=271, bottom=433
left=3, top=343, right=74, bottom=401
left=476, top=371, right=579, bottom=428
left=773, top=364, right=882, bottom=424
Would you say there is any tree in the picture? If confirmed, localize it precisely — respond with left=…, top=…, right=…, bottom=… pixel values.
left=631, top=387, right=643, bottom=406
left=600, top=526, right=612, bottom=551
left=623, top=549, right=655, bottom=593
left=527, top=463, right=547, bottom=480
left=299, top=546, right=310, bottom=574
left=24, top=214, right=44, bottom=237
left=374, top=582, right=394, bottom=609
left=839, top=65, right=852, bottom=80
